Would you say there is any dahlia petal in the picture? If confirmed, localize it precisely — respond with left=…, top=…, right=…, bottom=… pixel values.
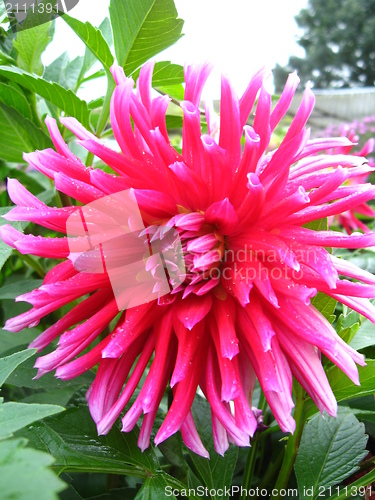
left=277, top=326, right=337, bottom=417
left=151, top=96, right=171, bottom=142
left=60, top=117, right=96, bottom=141
left=205, top=198, right=239, bottom=235
left=211, top=414, right=230, bottom=456
left=56, top=334, right=112, bottom=380
left=210, top=320, right=241, bottom=401
left=54, top=172, right=104, bottom=204
left=176, top=293, right=212, bottom=330
left=252, top=83, right=271, bottom=158
left=277, top=226, right=375, bottom=248
left=29, top=289, right=109, bottom=351
left=96, top=334, right=155, bottom=434
left=201, top=346, right=250, bottom=447
left=213, top=296, right=239, bottom=360
left=154, top=335, right=208, bottom=445
left=184, top=62, right=213, bottom=108
left=45, top=116, right=77, bottom=161
left=283, top=85, right=315, bottom=144
left=102, top=302, right=158, bottom=358
left=239, top=66, right=269, bottom=127
left=180, top=411, right=210, bottom=459
left=270, top=71, right=300, bottom=130
left=171, top=320, right=205, bottom=387
left=7, top=178, right=46, bottom=208
left=4, top=206, right=76, bottom=233
left=0, top=225, right=22, bottom=248
left=219, top=74, right=242, bottom=170
left=137, top=61, right=154, bottom=112
left=181, top=100, right=206, bottom=177
left=331, top=255, right=375, bottom=285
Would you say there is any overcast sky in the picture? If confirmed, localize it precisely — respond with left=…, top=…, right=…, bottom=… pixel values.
left=43, top=0, right=309, bottom=99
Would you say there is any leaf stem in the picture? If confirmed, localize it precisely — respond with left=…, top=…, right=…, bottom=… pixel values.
left=273, top=384, right=305, bottom=499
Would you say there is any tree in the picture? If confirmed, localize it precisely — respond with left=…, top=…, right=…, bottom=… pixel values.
left=274, top=0, right=375, bottom=91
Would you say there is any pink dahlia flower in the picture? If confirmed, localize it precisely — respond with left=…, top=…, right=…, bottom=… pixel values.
left=1, top=63, right=375, bottom=458
left=324, top=125, right=375, bottom=233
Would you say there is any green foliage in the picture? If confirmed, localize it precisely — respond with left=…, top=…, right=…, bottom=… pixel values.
left=13, top=21, right=54, bottom=76
left=0, top=438, right=66, bottom=500
left=62, top=15, right=114, bottom=76
left=0, top=66, right=91, bottom=128
left=187, top=396, right=239, bottom=497
left=274, top=0, right=375, bottom=90
left=109, top=0, right=184, bottom=75
left=0, top=348, right=36, bottom=387
left=0, top=102, right=52, bottom=162
left=295, top=409, right=368, bottom=499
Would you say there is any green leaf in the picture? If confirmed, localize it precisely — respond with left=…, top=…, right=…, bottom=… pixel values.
left=350, top=319, right=375, bottom=351
left=13, top=21, right=53, bottom=75
left=0, top=438, right=66, bottom=500
left=132, top=61, right=184, bottom=86
left=294, top=409, right=367, bottom=499
left=0, top=240, right=12, bottom=273
left=0, top=279, right=43, bottom=300
left=62, top=14, right=114, bottom=76
left=109, top=0, right=184, bottom=75
left=0, top=349, right=36, bottom=388
left=44, top=53, right=83, bottom=90
left=76, top=17, right=113, bottom=86
left=17, top=405, right=158, bottom=476
left=336, top=310, right=360, bottom=345
left=0, top=101, right=52, bottom=162
left=305, top=360, right=375, bottom=417
left=305, top=217, right=328, bottom=232
left=0, top=402, right=64, bottom=439
left=135, top=472, right=190, bottom=499
left=187, top=395, right=238, bottom=498
left=0, top=82, right=33, bottom=120
left=0, top=66, right=91, bottom=128
left=311, top=292, right=337, bottom=323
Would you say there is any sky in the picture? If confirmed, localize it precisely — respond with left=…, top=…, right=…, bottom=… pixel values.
left=43, top=0, right=309, bottom=99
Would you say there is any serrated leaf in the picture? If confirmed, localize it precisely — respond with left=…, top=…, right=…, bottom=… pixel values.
left=0, top=348, right=36, bottom=388
left=17, top=405, right=158, bottom=476
left=0, top=82, right=33, bottom=120
left=0, top=438, right=66, bottom=500
left=0, top=66, right=91, bottom=128
left=110, top=0, right=184, bottom=75
left=305, top=217, right=328, bottom=232
left=13, top=20, right=53, bottom=75
left=187, top=395, right=239, bottom=498
left=294, top=409, right=367, bottom=499
left=0, top=402, right=64, bottom=439
left=62, top=14, right=114, bottom=76
left=0, top=101, right=52, bottom=162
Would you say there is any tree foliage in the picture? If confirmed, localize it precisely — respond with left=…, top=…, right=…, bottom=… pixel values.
left=274, top=0, right=375, bottom=91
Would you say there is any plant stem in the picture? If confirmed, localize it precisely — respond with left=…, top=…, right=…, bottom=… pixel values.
left=273, top=384, right=305, bottom=499
left=241, top=391, right=267, bottom=498
left=96, top=75, right=116, bottom=138
left=17, top=252, right=46, bottom=278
